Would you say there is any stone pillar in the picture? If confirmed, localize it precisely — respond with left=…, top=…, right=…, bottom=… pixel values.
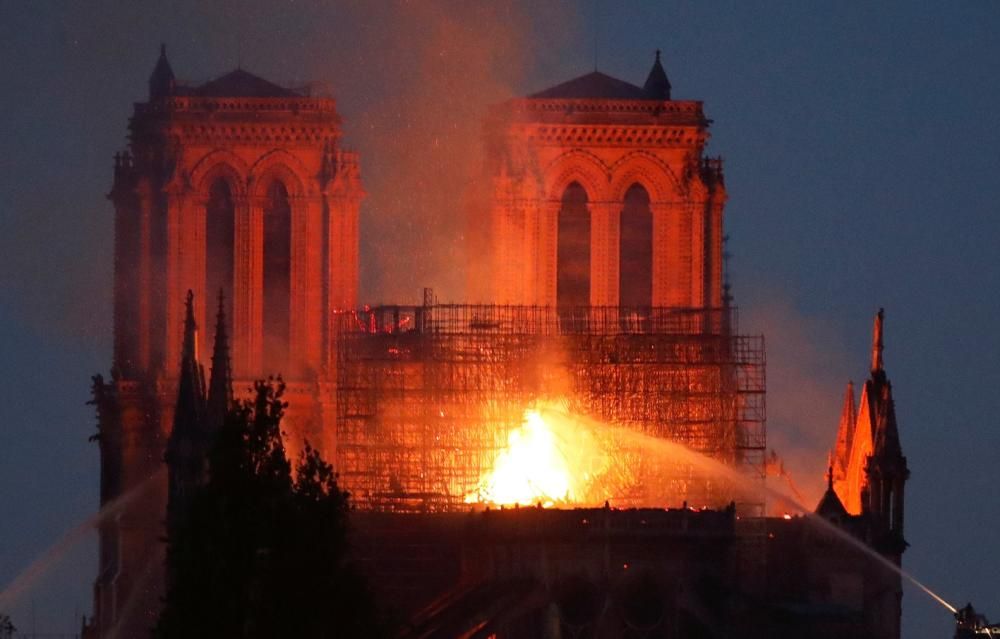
left=326, top=193, right=361, bottom=310
left=589, top=201, right=617, bottom=306
left=163, top=190, right=199, bottom=376
left=676, top=200, right=694, bottom=308
left=188, top=194, right=209, bottom=348
left=135, top=181, right=155, bottom=374
left=708, top=194, right=726, bottom=308
left=112, top=379, right=167, bottom=639
left=490, top=199, right=515, bottom=303
left=650, top=202, right=675, bottom=307
left=234, top=195, right=264, bottom=378
left=538, top=200, right=560, bottom=306
left=521, top=200, right=540, bottom=306
left=289, top=194, right=324, bottom=378
left=690, top=199, right=707, bottom=309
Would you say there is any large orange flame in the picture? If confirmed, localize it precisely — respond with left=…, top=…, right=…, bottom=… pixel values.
left=465, top=401, right=610, bottom=507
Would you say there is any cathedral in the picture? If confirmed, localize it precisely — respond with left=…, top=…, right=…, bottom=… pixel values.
left=84, top=46, right=909, bottom=638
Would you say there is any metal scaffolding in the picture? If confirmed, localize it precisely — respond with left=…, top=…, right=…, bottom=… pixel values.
left=333, top=305, right=765, bottom=513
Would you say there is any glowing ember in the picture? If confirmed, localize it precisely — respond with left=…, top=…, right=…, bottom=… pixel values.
left=465, top=402, right=608, bottom=507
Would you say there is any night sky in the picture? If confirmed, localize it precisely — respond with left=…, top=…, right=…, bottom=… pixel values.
left=2, top=2, right=999, bottom=637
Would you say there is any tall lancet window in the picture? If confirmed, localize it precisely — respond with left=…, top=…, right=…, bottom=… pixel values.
left=205, top=178, right=235, bottom=327
left=619, top=184, right=653, bottom=308
left=263, top=180, right=291, bottom=375
left=556, top=182, right=590, bottom=309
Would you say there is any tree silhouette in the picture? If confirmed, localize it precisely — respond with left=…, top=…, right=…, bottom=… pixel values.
left=156, top=379, right=385, bottom=638
left=0, top=614, right=15, bottom=639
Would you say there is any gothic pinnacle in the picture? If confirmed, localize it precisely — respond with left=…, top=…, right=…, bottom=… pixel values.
left=871, top=308, right=885, bottom=374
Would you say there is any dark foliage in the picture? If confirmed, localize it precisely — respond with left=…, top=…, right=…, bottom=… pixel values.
left=156, top=379, right=386, bottom=638
left=0, top=614, right=15, bottom=639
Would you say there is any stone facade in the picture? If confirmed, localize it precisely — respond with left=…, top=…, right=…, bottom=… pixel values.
left=87, top=46, right=361, bottom=638
left=479, top=53, right=726, bottom=310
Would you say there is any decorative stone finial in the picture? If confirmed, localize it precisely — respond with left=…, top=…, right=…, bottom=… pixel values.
left=871, top=307, right=884, bottom=373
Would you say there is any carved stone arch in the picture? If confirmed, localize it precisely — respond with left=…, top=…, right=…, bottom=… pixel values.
left=250, top=149, right=310, bottom=199
left=189, top=149, right=250, bottom=199
left=544, top=150, right=610, bottom=202
left=609, top=151, right=681, bottom=202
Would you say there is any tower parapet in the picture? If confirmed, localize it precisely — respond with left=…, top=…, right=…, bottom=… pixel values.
left=477, top=53, right=726, bottom=310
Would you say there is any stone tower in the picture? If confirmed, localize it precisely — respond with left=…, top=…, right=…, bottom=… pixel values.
left=85, top=46, right=362, bottom=638
left=477, top=52, right=726, bottom=311
left=827, top=308, right=909, bottom=639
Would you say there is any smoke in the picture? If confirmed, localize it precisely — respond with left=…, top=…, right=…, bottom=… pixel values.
left=297, top=1, right=582, bottom=304
left=740, top=292, right=856, bottom=508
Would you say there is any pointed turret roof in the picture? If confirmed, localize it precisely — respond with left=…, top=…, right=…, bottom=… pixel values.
left=865, top=308, right=906, bottom=464
left=171, top=291, right=206, bottom=442
left=833, top=381, right=856, bottom=477
left=642, top=50, right=671, bottom=100
left=149, top=43, right=176, bottom=98
left=816, top=465, right=849, bottom=519
left=206, top=289, right=233, bottom=430
left=873, top=379, right=904, bottom=460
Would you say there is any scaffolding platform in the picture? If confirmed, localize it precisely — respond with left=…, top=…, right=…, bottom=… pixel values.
left=332, top=305, right=765, bottom=514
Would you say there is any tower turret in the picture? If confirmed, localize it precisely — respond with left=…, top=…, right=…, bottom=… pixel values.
left=832, top=380, right=856, bottom=484
left=861, top=309, right=909, bottom=558
left=165, top=291, right=208, bottom=530
left=643, top=49, right=671, bottom=100
left=206, top=289, right=233, bottom=431
left=149, top=43, right=176, bottom=99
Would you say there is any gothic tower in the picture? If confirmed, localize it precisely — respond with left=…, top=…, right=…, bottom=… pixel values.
left=477, top=52, right=726, bottom=313
left=832, top=308, right=910, bottom=546
left=827, top=308, right=909, bottom=639
left=86, top=46, right=362, bottom=638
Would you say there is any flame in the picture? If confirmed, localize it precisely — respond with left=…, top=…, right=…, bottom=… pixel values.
left=465, top=402, right=609, bottom=507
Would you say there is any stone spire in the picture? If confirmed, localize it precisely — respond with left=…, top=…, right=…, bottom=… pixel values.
left=815, top=460, right=848, bottom=520
left=166, top=292, right=208, bottom=539
left=174, top=290, right=206, bottom=428
left=870, top=307, right=884, bottom=375
left=873, top=381, right=903, bottom=460
left=149, top=43, right=176, bottom=99
left=861, top=306, right=909, bottom=557
left=206, top=289, right=233, bottom=430
left=833, top=381, right=856, bottom=479
left=643, top=49, right=671, bottom=100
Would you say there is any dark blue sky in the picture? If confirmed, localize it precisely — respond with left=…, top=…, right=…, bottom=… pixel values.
left=2, top=3, right=998, bottom=637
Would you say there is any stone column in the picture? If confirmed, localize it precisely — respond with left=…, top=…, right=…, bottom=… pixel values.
left=289, top=194, right=324, bottom=378
left=490, top=199, right=514, bottom=303
left=690, top=199, right=707, bottom=309
left=708, top=194, right=726, bottom=308
left=234, top=195, right=264, bottom=378
left=188, top=194, right=209, bottom=348
left=521, top=200, right=540, bottom=306
left=163, top=189, right=200, bottom=375
left=135, top=181, right=155, bottom=374
left=650, top=201, right=676, bottom=307
left=538, top=200, right=561, bottom=306
left=588, top=201, right=605, bottom=307
left=589, top=201, right=617, bottom=306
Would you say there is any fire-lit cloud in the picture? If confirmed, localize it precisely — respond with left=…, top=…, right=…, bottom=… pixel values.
left=298, top=1, right=584, bottom=304
left=740, top=291, right=856, bottom=508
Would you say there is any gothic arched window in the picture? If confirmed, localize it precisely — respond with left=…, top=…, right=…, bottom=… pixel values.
left=619, top=183, right=653, bottom=308
left=557, top=182, right=590, bottom=309
left=263, top=180, right=291, bottom=375
left=205, top=178, right=235, bottom=325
